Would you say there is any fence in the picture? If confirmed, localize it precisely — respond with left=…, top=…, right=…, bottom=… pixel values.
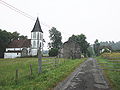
left=14, top=57, right=67, bottom=83
left=97, top=59, right=120, bottom=71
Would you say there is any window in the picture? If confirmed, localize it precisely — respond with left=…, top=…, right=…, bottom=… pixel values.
left=33, top=41, right=36, bottom=47
left=40, top=33, right=43, bottom=40
left=33, top=32, right=36, bottom=39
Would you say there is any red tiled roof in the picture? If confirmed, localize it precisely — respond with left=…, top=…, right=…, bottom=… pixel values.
left=7, top=39, right=31, bottom=48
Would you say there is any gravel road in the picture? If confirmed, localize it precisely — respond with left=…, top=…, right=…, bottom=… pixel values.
left=54, top=58, right=111, bottom=90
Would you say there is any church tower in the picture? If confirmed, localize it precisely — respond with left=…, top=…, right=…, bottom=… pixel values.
left=31, top=17, right=43, bottom=56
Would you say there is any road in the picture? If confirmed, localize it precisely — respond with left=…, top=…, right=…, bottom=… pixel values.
left=54, top=58, right=111, bottom=90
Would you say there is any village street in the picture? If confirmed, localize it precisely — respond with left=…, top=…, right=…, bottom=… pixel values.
left=54, top=58, right=111, bottom=90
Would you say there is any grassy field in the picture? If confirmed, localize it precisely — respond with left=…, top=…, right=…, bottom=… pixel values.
left=97, top=53, right=120, bottom=90
left=0, top=57, right=86, bottom=90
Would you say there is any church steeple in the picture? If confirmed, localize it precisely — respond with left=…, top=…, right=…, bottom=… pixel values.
left=31, top=17, right=43, bottom=56
left=31, top=17, right=43, bottom=33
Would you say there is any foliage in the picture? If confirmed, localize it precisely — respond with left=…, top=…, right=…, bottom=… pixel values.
left=0, top=57, right=86, bottom=89
left=49, top=48, right=59, bottom=56
left=0, top=29, right=27, bottom=58
left=49, top=27, right=62, bottom=49
left=93, top=39, right=100, bottom=56
left=68, top=34, right=89, bottom=57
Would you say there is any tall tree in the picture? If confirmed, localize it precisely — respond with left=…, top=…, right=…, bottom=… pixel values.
left=93, top=39, right=100, bottom=56
left=49, top=27, right=62, bottom=49
left=0, top=30, right=12, bottom=58
left=68, top=34, right=89, bottom=57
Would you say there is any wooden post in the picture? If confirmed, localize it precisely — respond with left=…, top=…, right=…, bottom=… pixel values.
left=30, top=64, right=32, bottom=76
left=54, top=57, right=57, bottom=67
left=37, top=31, right=42, bottom=74
left=38, top=47, right=42, bottom=74
left=15, top=69, right=18, bottom=84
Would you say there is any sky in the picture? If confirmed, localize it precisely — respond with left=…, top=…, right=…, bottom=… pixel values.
left=0, top=0, right=120, bottom=49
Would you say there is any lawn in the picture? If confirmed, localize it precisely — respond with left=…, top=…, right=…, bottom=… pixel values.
left=0, top=57, right=86, bottom=90
left=97, top=53, right=120, bottom=90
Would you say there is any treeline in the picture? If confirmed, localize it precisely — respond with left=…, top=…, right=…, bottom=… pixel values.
left=0, top=29, right=27, bottom=58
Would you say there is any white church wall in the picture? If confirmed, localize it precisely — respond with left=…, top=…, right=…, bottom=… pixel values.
left=15, top=48, right=22, bottom=51
left=6, top=48, right=14, bottom=51
left=4, top=52, right=21, bottom=58
left=6, top=48, right=21, bottom=51
left=31, top=31, right=43, bottom=56
left=31, top=49, right=37, bottom=56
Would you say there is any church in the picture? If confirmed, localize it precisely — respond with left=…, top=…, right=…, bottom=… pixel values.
left=4, top=18, right=43, bottom=58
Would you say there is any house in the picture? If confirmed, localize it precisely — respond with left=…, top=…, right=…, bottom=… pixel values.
left=4, top=17, right=43, bottom=58
left=58, top=41, right=81, bottom=59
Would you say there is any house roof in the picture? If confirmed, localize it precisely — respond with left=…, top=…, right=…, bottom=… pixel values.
left=31, top=17, right=43, bottom=33
left=7, top=39, right=31, bottom=48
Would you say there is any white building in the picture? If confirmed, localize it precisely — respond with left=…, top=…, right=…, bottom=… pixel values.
left=4, top=18, right=43, bottom=58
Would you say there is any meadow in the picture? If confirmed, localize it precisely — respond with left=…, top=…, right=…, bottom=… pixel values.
left=0, top=57, right=86, bottom=90
left=97, top=53, right=120, bottom=90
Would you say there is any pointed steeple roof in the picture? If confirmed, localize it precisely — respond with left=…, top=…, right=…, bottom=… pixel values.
left=31, top=17, right=43, bottom=33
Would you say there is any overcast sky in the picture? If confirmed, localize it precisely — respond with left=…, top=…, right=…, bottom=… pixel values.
left=0, top=0, right=120, bottom=49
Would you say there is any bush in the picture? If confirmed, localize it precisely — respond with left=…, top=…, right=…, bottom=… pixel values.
left=49, top=48, right=59, bottom=57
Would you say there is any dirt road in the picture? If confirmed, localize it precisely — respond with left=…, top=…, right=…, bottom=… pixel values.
left=54, top=58, right=111, bottom=90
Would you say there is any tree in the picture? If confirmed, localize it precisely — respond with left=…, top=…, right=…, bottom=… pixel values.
left=68, top=34, right=89, bottom=57
left=93, top=39, right=100, bottom=56
left=0, top=29, right=27, bottom=58
left=0, top=30, right=12, bottom=58
left=49, top=27, right=62, bottom=49
left=48, top=27, right=62, bottom=56
left=11, top=31, right=27, bottom=40
left=48, top=48, right=59, bottom=57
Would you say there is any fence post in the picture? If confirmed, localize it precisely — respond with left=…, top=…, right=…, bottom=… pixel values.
left=54, top=57, right=57, bottom=67
left=15, top=69, right=18, bottom=84
left=30, top=64, right=33, bottom=76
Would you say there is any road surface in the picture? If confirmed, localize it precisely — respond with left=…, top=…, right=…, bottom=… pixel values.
left=54, top=58, right=111, bottom=90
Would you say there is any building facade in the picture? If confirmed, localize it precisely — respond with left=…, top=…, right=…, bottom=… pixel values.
left=59, top=41, right=81, bottom=59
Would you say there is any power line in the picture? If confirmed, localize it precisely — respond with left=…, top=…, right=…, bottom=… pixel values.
left=0, top=0, right=52, bottom=28
left=0, top=0, right=36, bottom=21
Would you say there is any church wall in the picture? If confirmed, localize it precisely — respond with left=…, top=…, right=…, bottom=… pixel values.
left=31, top=49, right=37, bottom=56
left=31, top=31, right=43, bottom=56
left=4, top=52, right=21, bottom=58
left=6, top=48, right=22, bottom=52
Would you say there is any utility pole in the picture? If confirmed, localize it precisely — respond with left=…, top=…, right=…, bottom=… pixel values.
left=37, top=32, right=42, bottom=74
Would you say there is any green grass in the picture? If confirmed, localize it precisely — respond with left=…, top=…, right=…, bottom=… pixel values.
left=0, top=57, right=86, bottom=90
left=96, top=57, right=120, bottom=90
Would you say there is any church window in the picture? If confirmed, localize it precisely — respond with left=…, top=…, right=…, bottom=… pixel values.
left=40, top=33, right=43, bottom=40
left=33, top=41, right=36, bottom=47
left=33, top=32, right=36, bottom=39
left=37, top=33, right=39, bottom=39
